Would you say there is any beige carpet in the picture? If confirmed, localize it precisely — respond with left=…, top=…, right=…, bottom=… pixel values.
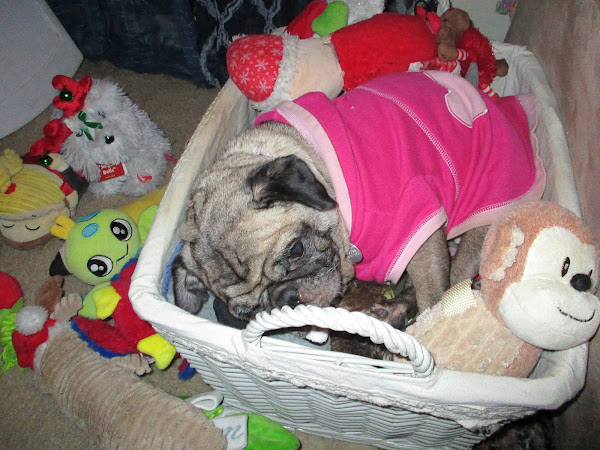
left=0, top=59, right=376, bottom=450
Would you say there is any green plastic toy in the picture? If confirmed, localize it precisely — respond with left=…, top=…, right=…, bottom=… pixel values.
left=188, top=392, right=300, bottom=450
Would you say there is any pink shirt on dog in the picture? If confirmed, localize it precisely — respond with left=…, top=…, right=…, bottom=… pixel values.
left=254, top=71, right=545, bottom=283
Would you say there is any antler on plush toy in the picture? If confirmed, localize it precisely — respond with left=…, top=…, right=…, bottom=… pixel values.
left=405, top=201, right=600, bottom=377
left=1, top=273, right=227, bottom=448
left=3, top=272, right=300, bottom=449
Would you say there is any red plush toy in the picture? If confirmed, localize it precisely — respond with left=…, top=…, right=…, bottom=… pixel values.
left=227, top=12, right=438, bottom=111
left=25, top=75, right=93, bottom=162
left=227, top=6, right=506, bottom=110
left=8, top=275, right=68, bottom=371
left=424, top=8, right=509, bottom=97
left=48, top=206, right=177, bottom=370
left=8, top=273, right=166, bottom=374
left=0, top=272, right=25, bottom=373
left=27, top=119, right=73, bottom=160
left=0, top=271, right=23, bottom=310
left=5, top=277, right=155, bottom=380
left=2, top=271, right=188, bottom=379
left=52, top=75, right=93, bottom=118
left=457, top=26, right=508, bottom=96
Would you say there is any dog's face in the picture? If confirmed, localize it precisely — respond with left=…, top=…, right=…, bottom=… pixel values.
left=175, top=123, right=354, bottom=322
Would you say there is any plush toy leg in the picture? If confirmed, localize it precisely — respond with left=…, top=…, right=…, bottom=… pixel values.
left=39, top=326, right=227, bottom=449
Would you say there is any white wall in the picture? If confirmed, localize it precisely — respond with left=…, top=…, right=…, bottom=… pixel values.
left=450, top=0, right=512, bottom=42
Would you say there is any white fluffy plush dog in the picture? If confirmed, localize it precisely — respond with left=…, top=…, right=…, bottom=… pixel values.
left=60, top=79, right=171, bottom=197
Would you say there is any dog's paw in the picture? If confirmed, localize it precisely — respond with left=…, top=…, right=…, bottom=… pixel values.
left=334, top=279, right=418, bottom=330
left=364, top=297, right=417, bottom=330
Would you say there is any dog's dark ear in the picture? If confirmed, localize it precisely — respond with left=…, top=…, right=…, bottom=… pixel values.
left=172, top=256, right=209, bottom=315
left=247, top=155, right=336, bottom=211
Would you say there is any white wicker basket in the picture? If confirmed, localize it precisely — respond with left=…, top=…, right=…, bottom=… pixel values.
left=130, top=43, right=586, bottom=449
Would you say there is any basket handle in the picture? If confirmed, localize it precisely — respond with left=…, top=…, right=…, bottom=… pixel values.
left=242, top=304, right=434, bottom=377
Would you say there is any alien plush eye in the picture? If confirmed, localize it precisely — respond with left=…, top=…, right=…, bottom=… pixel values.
left=289, top=240, right=304, bottom=260
left=105, top=135, right=115, bottom=144
left=111, top=219, right=133, bottom=241
left=561, top=257, right=570, bottom=277
left=88, top=255, right=113, bottom=277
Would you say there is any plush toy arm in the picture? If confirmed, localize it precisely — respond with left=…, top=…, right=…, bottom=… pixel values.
left=47, top=153, right=69, bottom=172
left=107, top=281, right=177, bottom=369
left=79, top=283, right=120, bottom=320
left=48, top=154, right=88, bottom=196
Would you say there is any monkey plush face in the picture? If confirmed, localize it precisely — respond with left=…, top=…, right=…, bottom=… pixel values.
left=499, top=225, right=600, bottom=350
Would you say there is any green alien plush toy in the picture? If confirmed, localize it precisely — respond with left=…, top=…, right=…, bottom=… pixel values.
left=49, top=206, right=176, bottom=369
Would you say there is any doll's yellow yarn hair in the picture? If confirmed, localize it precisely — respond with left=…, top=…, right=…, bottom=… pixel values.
left=0, top=149, right=65, bottom=216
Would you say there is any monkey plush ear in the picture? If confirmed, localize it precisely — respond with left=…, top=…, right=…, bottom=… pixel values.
left=247, top=155, right=336, bottom=211
left=480, top=222, right=525, bottom=282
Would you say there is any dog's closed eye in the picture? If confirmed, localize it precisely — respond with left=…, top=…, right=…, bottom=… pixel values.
left=289, top=240, right=304, bottom=260
left=275, top=239, right=306, bottom=276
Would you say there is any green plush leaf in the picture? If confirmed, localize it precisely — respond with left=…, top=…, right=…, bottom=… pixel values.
left=0, top=298, right=24, bottom=374
left=0, top=298, right=23, bottom=346
left=0, top=343, right=22, bottom=375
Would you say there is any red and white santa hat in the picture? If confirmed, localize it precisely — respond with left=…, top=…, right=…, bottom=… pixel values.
left=12, top=305, right=56, bottom=372
left=226, top=33, right=300, bottom=111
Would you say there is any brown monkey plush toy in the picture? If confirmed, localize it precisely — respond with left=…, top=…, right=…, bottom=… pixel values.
left=405, top=201, right=600, bottom=377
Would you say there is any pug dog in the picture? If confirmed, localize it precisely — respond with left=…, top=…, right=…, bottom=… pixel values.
left=173, top=70, right=544, bottom=326
left=172, top=121, right=355, bottom=322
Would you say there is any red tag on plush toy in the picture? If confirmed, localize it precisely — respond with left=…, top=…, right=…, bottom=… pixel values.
left=97, top=163, right=126, bottom=182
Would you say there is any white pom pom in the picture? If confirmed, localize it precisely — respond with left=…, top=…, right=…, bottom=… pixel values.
left=15, top=306, right=49, bottom=335
left=305, top=326, right=330, bottom=344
